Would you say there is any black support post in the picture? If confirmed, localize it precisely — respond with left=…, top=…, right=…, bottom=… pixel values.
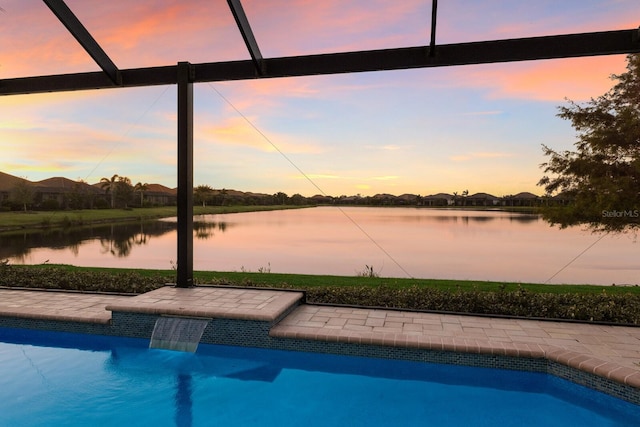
left=429, top=0, right=438, bottom=57
left=176, top=62, right=194, bottom=288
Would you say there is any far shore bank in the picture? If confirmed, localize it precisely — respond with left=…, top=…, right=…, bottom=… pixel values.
left=0, top=205, right=308, bottom=233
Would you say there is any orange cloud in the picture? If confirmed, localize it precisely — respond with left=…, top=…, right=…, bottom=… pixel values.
left=460, top=55, right=629, bottom=102
left=303, top=174, right=341, bottom=180
left=290, top=173, right=400, bottom=195
left=199, top=116, right=323, bottom=154
left=450, top=152, right=514, bottom=162
left=362, top=144, right=409, bottom=152
left=0, top=91, right=107, bottom=109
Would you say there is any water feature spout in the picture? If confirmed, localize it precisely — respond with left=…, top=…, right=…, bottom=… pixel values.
left=150, top=316, right=210, bottom=352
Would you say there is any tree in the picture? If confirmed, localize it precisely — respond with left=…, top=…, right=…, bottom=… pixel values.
left=290, top=193, right=306, bottom=205
left=134, top=182, right=149, bottom=207
left=194, top=185, right=213, bottom=207
left=100, top=174, right=119, bottom=209
left=538, top=53, right=640, bottom=232
left=99, top=174, right=134, bottom=208
left=219, top=188, right=228, bottom=206
left=68, top=180, right=92, bottom=210
left=274, top=192, right=288, bottom=205
left=114, top=176, right=133, bottom=208
left=9, top=179, right=34, bottom=212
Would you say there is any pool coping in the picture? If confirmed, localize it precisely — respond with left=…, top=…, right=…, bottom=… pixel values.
left=269, top=320, right=640, bottom=388
left=104, top=286, right=305, bottom=322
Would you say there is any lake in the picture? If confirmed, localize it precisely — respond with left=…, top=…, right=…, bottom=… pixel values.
left=3, top=207, right=638, bottom=285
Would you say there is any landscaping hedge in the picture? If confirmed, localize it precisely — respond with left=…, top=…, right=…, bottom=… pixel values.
left=0, top=264, right=168, bottom=294
left=305, top=286, right=640, bottom=324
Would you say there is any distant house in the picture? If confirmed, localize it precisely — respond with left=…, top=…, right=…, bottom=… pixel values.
left=465, top=192, right=500, bottom=206
left=34, top=177, right=103, bottom=209
left=243, top=191, right=276, bottom=205
left=1, top=172, right=104, bottom=210
left=371, top=193, right=398, bottom=205
left=396, top=193, right=419, bottom=205
left=423, top=193, right=454, bottom=206
left=1, top=171, right=182, bottom=209
left=334, top=195, right=361, bottom=205
left=143, top=184, right=177, bottom=206
left=309, top=194, right=333, bottom=204
left=0, top=171, right=28, bottom=206
left=503, top=192, right=540, bottom=207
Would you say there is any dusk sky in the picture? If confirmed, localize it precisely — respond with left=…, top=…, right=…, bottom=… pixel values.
left=1, top=0, right=638, bottom=197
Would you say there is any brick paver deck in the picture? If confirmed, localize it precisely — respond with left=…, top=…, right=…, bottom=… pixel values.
left=1, top=286, right=639, bottom=388
left=0, top=288, right=127, bottom=324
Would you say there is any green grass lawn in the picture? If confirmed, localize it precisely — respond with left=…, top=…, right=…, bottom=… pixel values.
left=19, top=264, right=639, bottom=295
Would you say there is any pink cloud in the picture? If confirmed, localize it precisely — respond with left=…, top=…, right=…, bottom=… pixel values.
left=67, top=0, right=247, bottom=66
left=435, top=0, right=638, bottom=44
left=0, top=2, right=98, bottom=77
left=1, top=0, right=247, bottom=76
left=242, top=0, right=427, bottom=56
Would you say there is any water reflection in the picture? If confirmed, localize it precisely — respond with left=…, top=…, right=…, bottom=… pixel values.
left=399, top=212, right=540, bottom=224
left=193, top=220, right=230, bottom=240
left=175, top=374, right=193, bottom=427
left=1, top=221, right=174, bottom=260
left=1, top=220, right=231, bottom=261
left=4, top=207, right=638, bottom=285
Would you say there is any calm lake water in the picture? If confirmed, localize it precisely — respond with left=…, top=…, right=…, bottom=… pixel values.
left=4, top=207, right=639, bottom=285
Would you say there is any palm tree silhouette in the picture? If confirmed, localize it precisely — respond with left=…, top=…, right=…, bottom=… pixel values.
left=100, top=174, right=119, bottom=208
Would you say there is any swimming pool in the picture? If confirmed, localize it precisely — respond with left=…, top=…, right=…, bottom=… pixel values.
left=0, top=327, right=637, bottom=427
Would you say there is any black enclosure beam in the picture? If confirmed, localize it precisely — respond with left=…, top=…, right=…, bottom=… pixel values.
left=227, top=0, right=264, bottom=75
left=2, top=28, right=638, bottom=96
left=176, top=62, right=194, bottom=288
left=43, top=0, right=121, bottom=85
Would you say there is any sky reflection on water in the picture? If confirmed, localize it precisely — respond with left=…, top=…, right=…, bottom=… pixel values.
left=7, top=207, right=639, bottom=285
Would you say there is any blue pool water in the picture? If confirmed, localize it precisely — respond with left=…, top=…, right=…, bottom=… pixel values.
left=0, top=328, right=638, bottom=427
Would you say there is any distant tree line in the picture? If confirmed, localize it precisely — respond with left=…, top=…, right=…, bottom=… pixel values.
left=3, top=174, right=556, bottom=213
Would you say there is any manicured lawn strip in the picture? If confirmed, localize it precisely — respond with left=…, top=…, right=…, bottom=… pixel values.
left=0, top=205, right=306, bottom=232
